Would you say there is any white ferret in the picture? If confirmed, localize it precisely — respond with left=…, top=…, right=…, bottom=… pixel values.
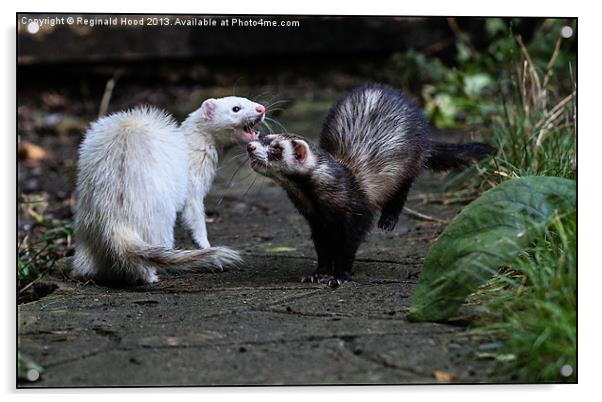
left=73, top=96, right=265, bottom=285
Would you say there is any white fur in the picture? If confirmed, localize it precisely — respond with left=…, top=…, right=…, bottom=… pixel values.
left=73, top=96, right=264, bottom=285
left=181, top=96, right=264, bottom=248
left=249, top=137, right=317, bottom=179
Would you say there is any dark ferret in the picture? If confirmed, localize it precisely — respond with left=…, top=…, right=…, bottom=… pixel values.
left=247, top=84, right=494, bottom=287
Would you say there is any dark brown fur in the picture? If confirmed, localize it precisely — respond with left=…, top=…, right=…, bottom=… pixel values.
left=249, top=84, right=494, bottom=286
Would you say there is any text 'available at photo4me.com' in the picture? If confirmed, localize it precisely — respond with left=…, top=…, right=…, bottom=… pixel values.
left=19, top=15, right=301, bottom=33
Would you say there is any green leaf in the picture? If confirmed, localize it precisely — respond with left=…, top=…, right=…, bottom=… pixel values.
left=407, top=177, right=576, bottom=322
left=463, top=73, right=493, bottom=98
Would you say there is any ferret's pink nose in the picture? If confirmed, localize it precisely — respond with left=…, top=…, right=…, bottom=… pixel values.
left=256, top=105, right=265, bottom=114
left=247, top=143, right=256, bottom=153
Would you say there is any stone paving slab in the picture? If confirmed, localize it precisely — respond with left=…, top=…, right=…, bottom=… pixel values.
left=18, top=145, right=491, bottom=386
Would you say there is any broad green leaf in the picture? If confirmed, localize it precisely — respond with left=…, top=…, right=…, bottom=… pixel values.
left=407, top=176, right=576, bottom=322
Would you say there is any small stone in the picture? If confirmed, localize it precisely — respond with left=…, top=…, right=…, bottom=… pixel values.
left=560, top=364, right=573, bottom=377
left=26, top=369, right=40, bottom=382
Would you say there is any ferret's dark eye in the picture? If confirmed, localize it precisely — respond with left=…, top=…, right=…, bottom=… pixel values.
left=232, top=106, right=241, bottom=113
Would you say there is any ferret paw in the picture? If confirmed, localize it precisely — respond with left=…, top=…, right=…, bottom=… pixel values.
left=148, top=272, right=160, bottom=284
left=377, top=214, right=398, bottom=231
left=301, top=273, right=331, bottom=284
left=142, top=268, right=159, bottom=284
left=194, top=238, right=211, bottom=249
left=301, top=273, right=351, bottom=288
left=210, top=258, right=224, bottom=272
left=330, top=272, right=352, bottom=288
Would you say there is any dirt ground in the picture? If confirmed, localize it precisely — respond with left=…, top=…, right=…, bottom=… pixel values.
left=17, top=76, right=493, bottom=386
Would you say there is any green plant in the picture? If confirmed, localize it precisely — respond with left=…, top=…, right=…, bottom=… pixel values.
left=484, top=35, right=576, bottom=182
left=17, top=254, right=39, bottom=289
left=405, top=19, right=577, bottom=383
left=383, top=18, right=576, bottom=132
left=18, top=220, right=73, bottom=290
left=407, top=176, right=576, bottom=322
left=471, top=211, right=576, bottom=382
left=385, top=49, right=496, bottom=128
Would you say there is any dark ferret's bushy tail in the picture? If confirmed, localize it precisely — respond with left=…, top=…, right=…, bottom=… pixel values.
left=424, top=141, right=496, bottom=171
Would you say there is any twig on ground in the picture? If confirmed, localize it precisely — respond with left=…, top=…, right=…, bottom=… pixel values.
left=403, top=207, right=449, bottom=224
left=98, top=70, right=124, bottom=118
left=18, top=274, right=43, bottom=294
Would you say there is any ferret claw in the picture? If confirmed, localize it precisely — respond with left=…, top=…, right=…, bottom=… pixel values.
left=212, top=260, right=224, bottom=272
left=301, top=273, right=349, bottom=288
left=327, top=279, right=342, bottom=288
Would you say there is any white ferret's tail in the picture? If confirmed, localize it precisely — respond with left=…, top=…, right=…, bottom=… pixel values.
left=114, top=227, right=242, bottom=273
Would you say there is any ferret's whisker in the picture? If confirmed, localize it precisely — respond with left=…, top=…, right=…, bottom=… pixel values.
left=266, top=99, right=290, bottom=109
left=223, top=152, right=248, bottom=165
left=265, top=117, right=289, bottom=133
left=250, top=173, right=267, bottom=198
left=225, top=157, right=250, bottom=189
left=215, top=154, right=247, bottom=172
left=242, top=174, right=259, bottom=198
left=216, top=156, right=248, bottom=205
left=232, top=77, right=243, bottom=97
left=252, top=92, right=275, bottom=103
left=261, top=120, right=275, bottom=134
left=230, top=169, right=255, bottom=184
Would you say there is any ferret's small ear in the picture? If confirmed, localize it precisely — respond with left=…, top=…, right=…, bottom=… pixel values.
left=292, top=140, right=308, bottom=163
left=201, top=99, right=216, bottom=121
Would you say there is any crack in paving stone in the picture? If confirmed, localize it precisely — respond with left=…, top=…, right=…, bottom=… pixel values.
left=19, top=329, right=75, bottom=336
left=92, top=326, right=122, bottom=342
left=131, top=299, right=160, bottom=305
left=336, top=337, right=442, bottom=379
left=255, top=307, right=415, bottom=322
left=240, top=252, right=424, bottom=266
left=35, top=327, right=463, bottom=370
left=109, top=330, right=460, bottom=353
left=42, top=347, right=114, bottom=369
left=348, top=349, right=427, bottom=378
left=256, top=290, right=325, bottom=308
left=354, top=279, right=418, bottom=285
left=253, top=308, right=354, bottom=319
left=336, top=341, right=421, bottom=378
left=140, top=286, right=325, bottom=294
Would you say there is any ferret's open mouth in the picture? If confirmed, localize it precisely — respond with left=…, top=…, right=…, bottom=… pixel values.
left=249, top=158, right=264, bottom=169
left=242, top=116, right=264, bottom=141
left=242, top=124, right=258, bottom=141
left=248, top=156, right=268, bottom=172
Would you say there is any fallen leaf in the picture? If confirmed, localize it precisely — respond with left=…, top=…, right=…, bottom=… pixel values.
left=433, top=370, right=454, bottom=382
left=18, top=142, right=46, bottom=163
left=41, top=92, right=66, bottom=108
left=264, top=246, right=296, bottom=253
